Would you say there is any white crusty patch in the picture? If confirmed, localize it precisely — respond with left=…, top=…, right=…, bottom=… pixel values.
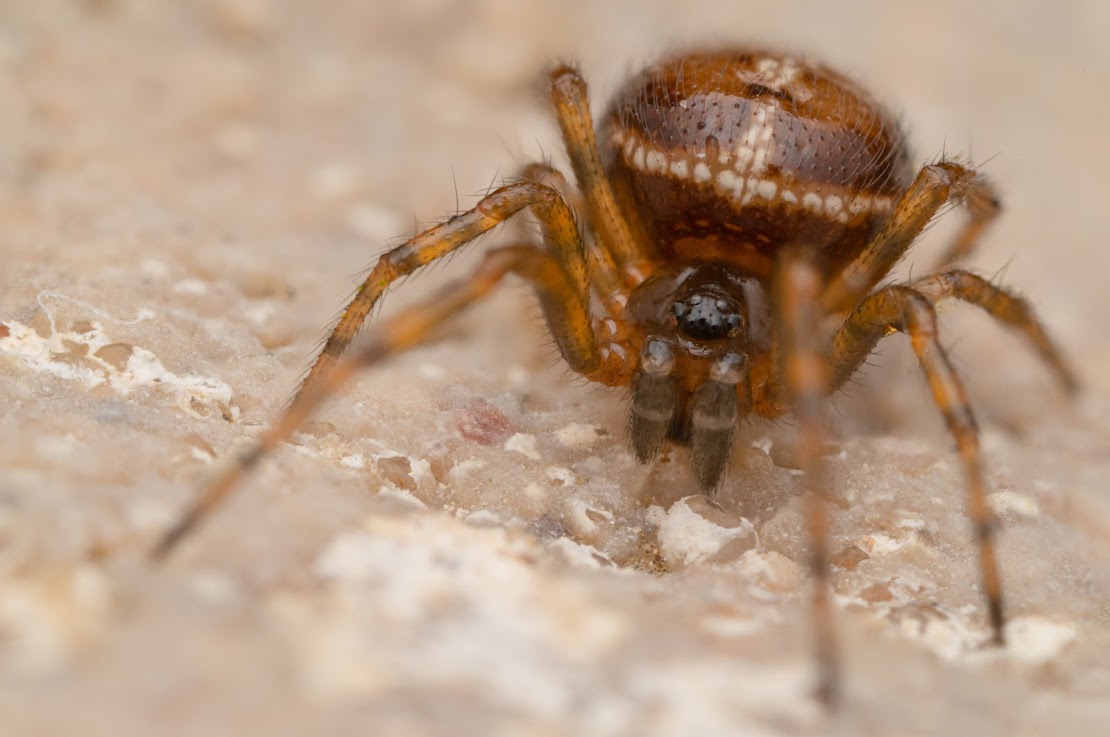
left=553, top=422, right=601, bottom=449
left=504, top=432, right=541, bottom=461
left=646, top=497, right=756, bottom=567
left=0, top=291, right=235, bottom=417
left=1005, top=616, right=1076, bottom=665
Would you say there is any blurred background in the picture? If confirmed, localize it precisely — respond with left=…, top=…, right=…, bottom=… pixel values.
left=1, top=2, right=1108, bottom=736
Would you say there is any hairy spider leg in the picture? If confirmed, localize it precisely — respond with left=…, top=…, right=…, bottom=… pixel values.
left=297, top=180, right=598, bottom=406
left=931, top=175, right=1002, bottom=270
left=518, top=162, right=585, bottom=215
left=519, top=162, right=626, bottom=315
left=153, top=60, right=674, bottom=560
left=773, top=250, right=838, bottom=706
left=821, top=162, right=1001, bottom=313
left=911, top=269, right=1079, bottom=394
left=151, top=245, right=634, bottom=560
left=826, top=285, right=1005, bottom=644
left=687, top=350, right=750, bottom=490
left=753, top=264, right=1076, bottom=703
left=296, top=56, right=666, bottom=405
left=550, top=66, right=659, bottom=287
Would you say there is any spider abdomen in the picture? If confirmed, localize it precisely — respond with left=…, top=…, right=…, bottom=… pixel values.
left=602, top=49, right=913, bottom=278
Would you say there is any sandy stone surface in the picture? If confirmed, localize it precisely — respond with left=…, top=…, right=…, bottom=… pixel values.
left=2, top=1, right=1109, bottom=735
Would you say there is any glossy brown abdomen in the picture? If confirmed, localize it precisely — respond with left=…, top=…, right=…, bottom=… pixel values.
left=602, top=49, right=914, bottom=279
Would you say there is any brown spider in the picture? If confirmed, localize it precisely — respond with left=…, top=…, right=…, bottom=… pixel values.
left=151, top=48, right=1077, bottom=702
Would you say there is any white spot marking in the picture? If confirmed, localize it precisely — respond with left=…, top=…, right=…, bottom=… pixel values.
left=824, top=195, right=844, bottom=216
left=740, top=178, right=758, bottom=205
left=752, top=56, right=803, bottom=94
left=730, top=176, right=748, bottom=200
left=781, top=190, right=798, bottom=204
left=802, top=193, right=824, bottom=212
left=772, top=57, right=801, bottom=87
left=755, top=180, right=777, bottom=200
left=646, top=150, right=667, bottom=173
left=755, top=57, right=779, bottom=76
left=735, top=103, right=776, bottom=175
left=632, top=146, right=645, bottom=170
left=693, top=162, right=712, bottom=184
left=669, top=159, right=689, bottom=179
left=848, top=196, right=872, bottom=215
left=733, top=144, right=754, bottom=171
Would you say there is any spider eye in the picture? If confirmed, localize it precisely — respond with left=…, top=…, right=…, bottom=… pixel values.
left=673, top=292, right=742, bottom=340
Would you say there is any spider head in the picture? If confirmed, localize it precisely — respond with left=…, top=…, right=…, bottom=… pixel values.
left=627, top=262, right=756, bottom=353
left=670, top=284, right=746, bottom=343
left=626, top=263, right=764, bottom=490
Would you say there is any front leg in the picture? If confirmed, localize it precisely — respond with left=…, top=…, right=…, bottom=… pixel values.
left=152, top=245, right=633, bottom=561
left=827, top=285, right=1006, bottom=644
left=301, top=180, right=589, bottom=407
left=820, top=162, right=1000, bottom=313
left=912, top=269, right=1078, bottom=394
left=772, top=249, right=839, bottom=705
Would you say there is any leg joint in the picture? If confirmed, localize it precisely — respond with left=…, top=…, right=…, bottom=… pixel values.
left=892, top=287, right=939, bottom=338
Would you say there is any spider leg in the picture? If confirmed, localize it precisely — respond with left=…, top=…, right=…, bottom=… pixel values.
left=520, top=162, right=626, bottom=315
left=772, top=249, right=839, bottom=705
left=910, top=269, right=1074, bottom=395
left=628, top=338, right=678, bottom=465
left=827, top=285, right=1006, bottom=644
left=688, top=352, right=750, bottom=493
left=550, top=65, right=658, bottom=286
left=519, top=162, right=584, bottom=213
left=931, top=175, right=1001, bottom=270
left=821, top=162, right=1000, bottom=313
left=299, top=180, right=589, bottom=407
left=912, top=269, right=1078, bottom=393
left=151, top=245, right=634, bottom=561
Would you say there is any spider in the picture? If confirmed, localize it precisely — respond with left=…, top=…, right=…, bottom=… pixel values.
left=150, top=48, right=1077, bottom=702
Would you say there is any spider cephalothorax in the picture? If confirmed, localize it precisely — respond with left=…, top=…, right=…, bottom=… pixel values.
left=153, top=47, right=1077, bottom=704
left=624, top=263, right=763, bottom=486
left=671, top=284, right=745, bottom=342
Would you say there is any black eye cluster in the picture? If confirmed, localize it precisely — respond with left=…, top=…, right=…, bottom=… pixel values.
left=672, top=293, right=742, bottom=340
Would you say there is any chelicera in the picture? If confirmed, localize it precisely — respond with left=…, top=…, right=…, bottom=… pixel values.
left=152, top=48, right=1077, bottom=701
